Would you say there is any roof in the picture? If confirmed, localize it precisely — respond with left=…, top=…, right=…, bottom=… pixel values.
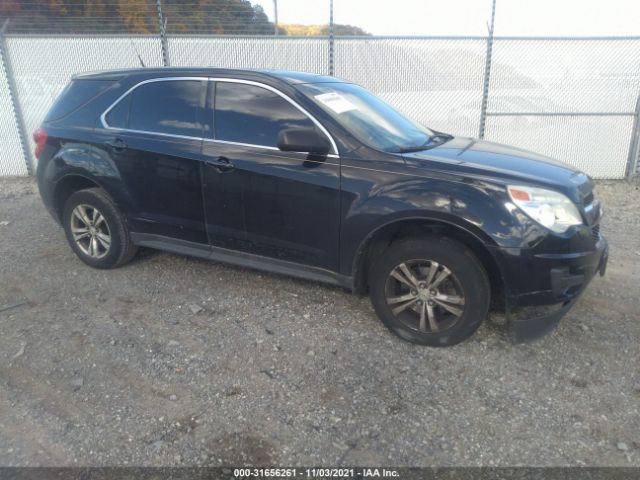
left=74, top=67, right=345, bottom=85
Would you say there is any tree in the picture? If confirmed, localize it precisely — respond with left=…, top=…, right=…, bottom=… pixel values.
left=279, top=23, right=370, bottom=36
left=0, top=0, right=277, bottom=34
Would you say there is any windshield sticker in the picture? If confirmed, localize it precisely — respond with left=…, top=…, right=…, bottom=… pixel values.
left=314, top=92, right=357, bottom=114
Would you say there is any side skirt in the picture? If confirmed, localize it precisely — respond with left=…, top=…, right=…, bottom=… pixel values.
left=131, top=233, right=353, bottom=290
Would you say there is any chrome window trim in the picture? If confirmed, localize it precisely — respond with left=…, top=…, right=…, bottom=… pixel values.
left=101, top=127, right=204, bottom=143
left=99, top=76, right=207, bottom=136
left=207, top=138, right=279, bottom=151
left=100, top=76, right=339, bottom=157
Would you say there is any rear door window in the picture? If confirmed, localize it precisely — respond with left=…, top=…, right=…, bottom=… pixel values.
left=214, top=81, right=319, bottom=147
left=125, top=79, right=205, bottom=137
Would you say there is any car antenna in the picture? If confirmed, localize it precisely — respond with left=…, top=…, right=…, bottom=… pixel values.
left=130, top=39, right=146, bottom=68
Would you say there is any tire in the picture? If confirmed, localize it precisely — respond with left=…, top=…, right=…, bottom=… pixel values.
left=62, top=187, right=138, bottom=269
left=368, top=236, right=490, bottom=347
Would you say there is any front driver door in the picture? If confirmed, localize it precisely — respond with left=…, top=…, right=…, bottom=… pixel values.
left=203, top=79, right=341, bottom=271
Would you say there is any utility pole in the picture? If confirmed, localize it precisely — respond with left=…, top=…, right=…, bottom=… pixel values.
left=273, top=0, right=279, bottom=35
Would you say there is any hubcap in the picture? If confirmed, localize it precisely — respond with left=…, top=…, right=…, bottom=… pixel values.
left=70, top=204, right=111, bottom=259
left=384, top=259, right=465, bottom=333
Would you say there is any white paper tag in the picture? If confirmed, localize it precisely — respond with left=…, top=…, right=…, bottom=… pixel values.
left=314, top=92, right=357, bottom=114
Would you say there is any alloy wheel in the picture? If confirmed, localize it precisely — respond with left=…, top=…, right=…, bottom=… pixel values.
left=70, top=204, right=111, bottom=259
left=384, top=259, right=466, bottom=333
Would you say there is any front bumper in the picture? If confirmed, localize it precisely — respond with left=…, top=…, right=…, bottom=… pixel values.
left=493, top=234, right=609, bottom=341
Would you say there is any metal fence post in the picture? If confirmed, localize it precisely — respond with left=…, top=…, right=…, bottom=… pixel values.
left=328, top=0, right=334, bottom=76
left=156, top=0, right=170, bottom=66
left=273, top=0, right=279, bottom=35
left=478, top=0, right=497, bottom=139
left=626, top=93, right=640, bottom=180
left=0, top=20, right=33, bottom=175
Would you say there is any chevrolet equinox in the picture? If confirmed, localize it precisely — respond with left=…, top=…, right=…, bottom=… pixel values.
left=35, top=68, right=608, bottom=346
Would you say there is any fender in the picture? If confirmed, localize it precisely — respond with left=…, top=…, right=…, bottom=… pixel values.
left=340, top=174, right=546, bottom=273
left=338, top=173, right=546, bottom=299
left=40, top=142, right=135, bottom=222
left=347, top=211, right=510, bottom=292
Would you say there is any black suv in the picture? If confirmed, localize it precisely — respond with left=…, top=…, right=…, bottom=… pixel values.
left=36, top=68, right=608, bottom=346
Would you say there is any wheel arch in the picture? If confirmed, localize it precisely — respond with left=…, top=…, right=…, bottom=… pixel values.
left=52, top=174, right=104, bottom=223
left=351, top=217, right=506, bottom=310
left=46, top=140, right=125, bottom=223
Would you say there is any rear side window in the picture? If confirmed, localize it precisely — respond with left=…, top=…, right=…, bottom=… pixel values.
left=214, top=82, right=318, bottom=147
left=45, top=79, right=114, bottom=122
left=126, top=80, right=204, bottom=137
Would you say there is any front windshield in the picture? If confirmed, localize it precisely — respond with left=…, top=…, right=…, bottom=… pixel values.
left=297, top=82, right=433, bottom=153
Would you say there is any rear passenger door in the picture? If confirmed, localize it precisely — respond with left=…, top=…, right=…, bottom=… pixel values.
left=202, top=80, right=341, bottom=270
left=101, top=78, right=209, bottom=244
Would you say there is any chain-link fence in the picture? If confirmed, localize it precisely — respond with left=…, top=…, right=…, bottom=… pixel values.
left=168, top=35, right=328, bottom=73
left=0, top=32, right=639, bottom=179
left=0, top=32, right=29, bottom=176
left=334, top=37, right=488, bottom=138
left=486, top=37, right=640, bottom=179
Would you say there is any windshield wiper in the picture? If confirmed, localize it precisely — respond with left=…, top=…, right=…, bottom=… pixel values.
left=396, top=133, right=453, bottom=153
left=396, top=144, right=431, bottom=153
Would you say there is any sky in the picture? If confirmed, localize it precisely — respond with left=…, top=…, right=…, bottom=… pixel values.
left=252, top=0, right=640, bottom=36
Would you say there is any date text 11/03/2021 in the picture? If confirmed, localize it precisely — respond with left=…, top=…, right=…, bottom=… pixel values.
left=233, top=468, right=400, bottom=478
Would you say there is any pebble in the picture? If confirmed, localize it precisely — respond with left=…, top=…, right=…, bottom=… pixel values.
left=617, top=442, right=629, bottom=451
left=169, top=394, right=178, bottom=401
left=332, top=441, right=349, bottom=451
left=71, top=378, right=84, bottom=390
left=189, top=304, right=204, bottom=314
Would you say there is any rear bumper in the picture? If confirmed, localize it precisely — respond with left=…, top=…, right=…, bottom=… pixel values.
left=493, top=235, right=608, bottom=341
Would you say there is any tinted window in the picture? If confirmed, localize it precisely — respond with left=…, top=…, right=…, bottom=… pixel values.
left=105, top=93, right=130, bottom=128
left=215, top=82, right=318, bottom=147
left=128, top=80, right=204, bottom=137
left=45, top=79, right=114, bottom=122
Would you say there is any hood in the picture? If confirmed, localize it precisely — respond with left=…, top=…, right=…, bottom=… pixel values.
left=402, top=136, right=591, bottom=196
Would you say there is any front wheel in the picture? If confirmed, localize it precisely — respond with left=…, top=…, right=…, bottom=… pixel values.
left=368, top=236, right=490, bottom=347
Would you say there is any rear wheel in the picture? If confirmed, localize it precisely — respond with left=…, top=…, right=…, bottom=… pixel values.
left=62, top=188, right=137, bottom=269
left=368, top=236, right=490, bottom=346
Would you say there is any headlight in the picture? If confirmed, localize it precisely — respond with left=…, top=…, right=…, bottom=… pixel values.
left=507, top=185, right=583, bottom=233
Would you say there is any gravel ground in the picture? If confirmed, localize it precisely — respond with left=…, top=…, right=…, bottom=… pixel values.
left=0, top=176, right=638, bottom=467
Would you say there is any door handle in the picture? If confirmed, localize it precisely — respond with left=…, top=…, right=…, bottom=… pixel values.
left=205, top=157, right=235, bottom=172
left=105, top=138, right=127, bottom=152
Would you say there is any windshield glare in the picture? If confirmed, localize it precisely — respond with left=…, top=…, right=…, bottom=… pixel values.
left=298, top=82, right=432, bottom=153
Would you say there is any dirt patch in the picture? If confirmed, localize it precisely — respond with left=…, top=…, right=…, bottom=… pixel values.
left=0, top=177, right=638, bottom=466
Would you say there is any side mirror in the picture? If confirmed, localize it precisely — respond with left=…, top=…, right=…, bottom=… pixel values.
left=277, top=128, right=330, bottom=155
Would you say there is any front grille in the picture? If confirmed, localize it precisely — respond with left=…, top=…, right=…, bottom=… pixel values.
left=591, top=224, right=600, bottom=240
